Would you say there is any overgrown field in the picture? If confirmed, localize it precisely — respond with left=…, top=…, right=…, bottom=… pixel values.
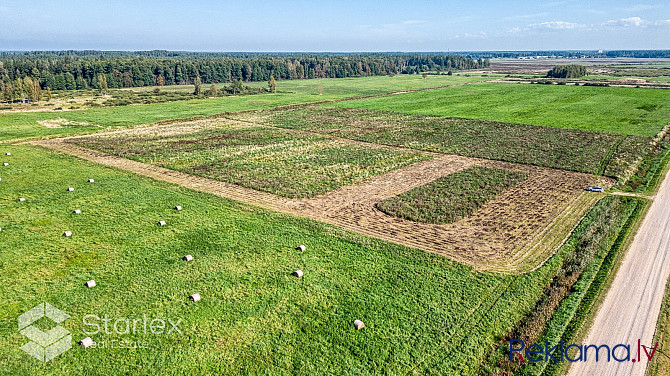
left=0, top=74, right=490, bottom=142
left=0, top=145, right=623, bottom=375
left=239, top=106, right=651, bottom=179
left=328, top=82, right=670, bottom=137
left=376, top=166, right=528, bottom=224
left=64, top=119, right=429, bottom=198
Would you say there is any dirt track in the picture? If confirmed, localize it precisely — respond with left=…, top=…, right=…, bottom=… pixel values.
left=568, top=168, right=670, bottom=375
left=34, top=137, right=604, bottom=273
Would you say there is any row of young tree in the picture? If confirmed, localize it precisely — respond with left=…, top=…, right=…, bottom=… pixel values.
left=0, top=52, right=489, bottom=92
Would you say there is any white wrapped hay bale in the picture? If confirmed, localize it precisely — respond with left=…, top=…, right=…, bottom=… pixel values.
left=67, top=187, right=75, bottom=192
left=3, top=162, right=8, bottom=166
left=189, top=293, right=201, bottom=302
left=85, top=280, right=96, bottom=288
left=88, top=179, right=95, bottom=183
left=353, top=320, right=365, bottom=330
left=292, top=269, right=304, bottom=278
left=73, top=209, right=82, bottom=214
left=182, top=254, right=194, bottom=261
left=63, top=231, right=72, bottom=237
left=5, top=152, right=11, bottom=156
left=80, top=337, right=94, bottom=348
left=295, top=245, right=306, bottom=252
left=158, top=220, right=166, bottom=226
left=18, top=197, right=26, bottom=202
left=175, top=205, right=182, bottom=211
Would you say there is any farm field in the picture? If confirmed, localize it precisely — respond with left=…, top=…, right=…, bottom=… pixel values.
left=2, top=72, right=667, bottom=375
left=328, top=82, right=670, bottom=137
left=239, top=106, right=650, bottom=179
left=0, top=74, right=491, bottom=142
left=375, top=166, right=528, bottom=224
left=129, top=74, right=495, bottom=94
left=65, top=119, right=429, bottom=198
left=0, top=144, right=636, bottom=374
left=43, top=114, right=608, bottom=272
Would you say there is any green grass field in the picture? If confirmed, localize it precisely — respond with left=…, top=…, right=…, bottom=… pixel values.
left=376, top=167, right=528, bottom=224
left=128, top=74, right=494, bottom=94
left=0, top=75, right=492, bottom=142
left=67, top=119, right=429, bottom=198
left=0, top=144, right=619, bottom=375
left=240, top=106, right=650, bottom=179
left=330, top=82, right=670, bottom=137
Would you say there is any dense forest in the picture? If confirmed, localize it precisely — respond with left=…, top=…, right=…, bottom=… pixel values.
left=0, top=52, right=489, bottom=94
left=546, top=64, right=587, bottom=78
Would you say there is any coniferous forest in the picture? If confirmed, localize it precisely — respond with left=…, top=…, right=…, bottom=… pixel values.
left=0, top=51, right=489, bottom=92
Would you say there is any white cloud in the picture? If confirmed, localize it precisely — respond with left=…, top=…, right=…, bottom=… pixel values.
left=453, top=31, right=487, bottom=39
left=604, top=16, right=646, bottom=27
left=402, top=20, right=427, bottom=25
left=530, top=21, right=585, bottom=30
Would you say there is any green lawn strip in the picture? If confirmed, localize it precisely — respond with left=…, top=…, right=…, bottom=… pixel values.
left=375, top=166, right=528, bottom=224
left=243, top=106, right=646, bottom=179
left=328, top=83, right=670, bottom=137
left=66, top=123, right=429, bottom=198
left=0, top=144, right=514, bottom=375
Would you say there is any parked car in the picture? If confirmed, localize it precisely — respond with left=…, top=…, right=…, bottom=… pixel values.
left=586, top=186, right=604, bottom=192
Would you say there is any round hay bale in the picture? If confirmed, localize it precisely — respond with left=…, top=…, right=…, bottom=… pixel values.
left=80, top=337, right=94, bottom=348
left=67, top=187, right=75, bottom=192
left=175, top=205, right=182, bottom=211
left=353, top=320, right=365, bottom=330
left=88, top=179, right=95, bottom=183
left=63, top=231, right=72, bottom=237
left=3, top=162, right=8, bottom=166
left=296, top=245, right=306, bottom=252
left=0, top=177, right=2, bottom=181
left=189, top=293, right=201, bottom=302
left=73, top=209, right=82, bottom=214
left=182, top=254, right=194, bottom=261
left=18, top=197, right=25, bottom=202
left=158, top=220, right=166, bottom=226
left=5, top=152, right=11, bottom=156
left=85, top=280, right=96, bottom=288
left=292, top=269, right=304, bottom=278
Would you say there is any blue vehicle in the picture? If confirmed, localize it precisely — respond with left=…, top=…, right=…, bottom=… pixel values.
left=586, top=186, right=604, bottom=193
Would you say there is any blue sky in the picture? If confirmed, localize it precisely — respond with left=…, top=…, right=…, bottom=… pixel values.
left=1, top=0, right=669, bottom=51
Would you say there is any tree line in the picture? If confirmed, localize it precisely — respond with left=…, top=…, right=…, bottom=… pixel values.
left=0, top=52, right=489, bottom=95
left=546, top=64, right=587, bottom=78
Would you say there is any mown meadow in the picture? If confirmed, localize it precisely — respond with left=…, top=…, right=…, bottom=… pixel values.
left=376, top=166, right=528, bottom=224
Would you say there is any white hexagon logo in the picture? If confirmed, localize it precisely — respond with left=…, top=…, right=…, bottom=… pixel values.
left=18, top=302, right=71, bottom=362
